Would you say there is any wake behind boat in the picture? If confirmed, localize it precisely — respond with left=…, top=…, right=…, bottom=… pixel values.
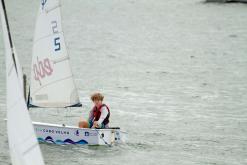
left=28, top=0, right=127, bottom=145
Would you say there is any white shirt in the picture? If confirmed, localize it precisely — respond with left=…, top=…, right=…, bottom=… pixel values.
left=97, top=106, right=109, bottom=126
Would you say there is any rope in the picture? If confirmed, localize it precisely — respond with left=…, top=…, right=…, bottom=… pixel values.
left=95, top=129, right=112, bottom=147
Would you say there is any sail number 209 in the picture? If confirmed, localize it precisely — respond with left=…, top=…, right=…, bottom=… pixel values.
left=51, top=21, right=60, bottom=51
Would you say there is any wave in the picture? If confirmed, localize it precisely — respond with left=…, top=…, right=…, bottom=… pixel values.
left=38, top=136, right=88, bottom=145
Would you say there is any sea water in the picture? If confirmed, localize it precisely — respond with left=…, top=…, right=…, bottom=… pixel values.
left=0, top=0, right=247, bottom=164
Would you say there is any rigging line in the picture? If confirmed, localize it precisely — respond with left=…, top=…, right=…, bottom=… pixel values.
left=95, top=129, right=112, bottom=147
left=1, top=0, right=18, bottom=74
left=59, top=3, right=79, bottom=96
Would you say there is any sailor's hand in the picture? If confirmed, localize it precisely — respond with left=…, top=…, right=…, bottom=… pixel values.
left=92, top=121, right=99, bottom=128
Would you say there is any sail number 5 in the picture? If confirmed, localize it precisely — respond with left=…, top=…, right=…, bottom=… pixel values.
left=54, top=37, right=60, bottom=51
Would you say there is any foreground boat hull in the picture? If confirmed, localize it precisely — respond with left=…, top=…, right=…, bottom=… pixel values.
left=33, top=122, right=127, bottom=145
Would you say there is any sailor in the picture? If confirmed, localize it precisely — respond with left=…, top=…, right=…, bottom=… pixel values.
left=78, top=92, right=110, bottom=129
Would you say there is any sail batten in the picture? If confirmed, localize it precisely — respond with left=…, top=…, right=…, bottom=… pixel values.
left=29, top=0, right=81, bottom=108
left=45, top=4, right=61, bottom=13
left=31, top=75, right=74, bottom=94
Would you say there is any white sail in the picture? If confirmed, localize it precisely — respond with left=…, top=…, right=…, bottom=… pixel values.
left=13, top=47, right=25, bottom=96
left=29, top=0, right=80, bottom=108
left=0, top=0, right=45, bottom=164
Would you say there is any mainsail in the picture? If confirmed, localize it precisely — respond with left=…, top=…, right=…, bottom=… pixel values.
left=29, top=0, right=81, bottom=108
left=0, top=0, right=45, bottom=164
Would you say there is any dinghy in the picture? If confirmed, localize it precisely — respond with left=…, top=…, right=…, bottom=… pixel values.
left=28, top=0, right=127, bottom=145
left=0, top=0, right=45, bottom=164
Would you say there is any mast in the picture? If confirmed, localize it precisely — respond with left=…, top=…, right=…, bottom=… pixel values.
left=1, top=0, right=17, bottom=73
left=1, top=0, right=27, bottom=99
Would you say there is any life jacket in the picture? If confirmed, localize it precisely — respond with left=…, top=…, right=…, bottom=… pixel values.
left=92, top=104, right=110, bottom=126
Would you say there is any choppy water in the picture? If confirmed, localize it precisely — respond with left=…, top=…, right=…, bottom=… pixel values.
left=0, top=0, right=247, bottom=164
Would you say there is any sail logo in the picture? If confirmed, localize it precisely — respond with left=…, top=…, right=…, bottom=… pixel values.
left=33, top=58, right=53, bottom=81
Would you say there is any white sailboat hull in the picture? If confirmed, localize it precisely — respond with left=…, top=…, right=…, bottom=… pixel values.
left=33, top=122, right=127, bottom=145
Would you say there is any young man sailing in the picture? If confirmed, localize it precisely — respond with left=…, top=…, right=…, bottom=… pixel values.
left=79, top=93, right=110, bottom=129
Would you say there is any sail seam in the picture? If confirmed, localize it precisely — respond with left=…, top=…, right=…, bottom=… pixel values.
left=23, top=143, right=38, bottom=156
left=45, top=4, right=61, bottom=13
left=8, top=96, right=23, bottom=110
left=33, top=31, right=64, bottom=44
left=7, top=63, right=14, bottom=76
left=53, top=56, right=69, bottom=64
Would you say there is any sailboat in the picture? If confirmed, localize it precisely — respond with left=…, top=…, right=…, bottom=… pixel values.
left=28, top=0, right=127, bottom=145
left=0, top=0, right=45, bottom=164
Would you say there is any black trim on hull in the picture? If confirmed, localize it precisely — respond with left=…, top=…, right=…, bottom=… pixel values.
left=27, top=102, right=82, bottom=108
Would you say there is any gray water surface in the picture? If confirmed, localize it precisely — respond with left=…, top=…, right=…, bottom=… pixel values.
left=0, top=0, right=247, bottom=165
